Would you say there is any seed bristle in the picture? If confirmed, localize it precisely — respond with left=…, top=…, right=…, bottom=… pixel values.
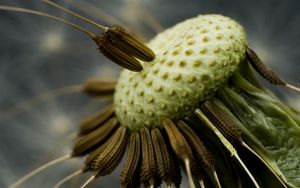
left=72, top=117, right=119, bottom=156
left=246, top=47, right=285, bottom=85
left=200, top=101, right=242, bottom=144
left=91, top=126, right=129, bottom=177
left=83, top=80, right=117, bottom=96
left=106, top=24, right=156, bottom=62
left=140, top=127, right=159, bottom=187
left=79, top=104, right=115, bottom=135
left=151, top=128, right=182, bottom=187
left=93, top=33, right=143, bottom=72
left=120, top=132, right=142, bottom=188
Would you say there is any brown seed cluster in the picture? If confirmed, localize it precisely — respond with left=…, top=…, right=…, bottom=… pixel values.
left=92, top=25, right=156, bottom=72
left=69, top=99, right=249, bottom=188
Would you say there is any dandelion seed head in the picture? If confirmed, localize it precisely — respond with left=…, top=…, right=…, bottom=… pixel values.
left=115, top=14, right=247, bottom=130
left=1, top=0, right=300, bottom=187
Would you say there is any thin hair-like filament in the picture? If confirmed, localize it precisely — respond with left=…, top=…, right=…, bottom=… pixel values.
left=0, top=5, right=96, bottom=38
left=42, top=0, right=107, bottom=31
left=0, top=84, right=83, bottom=121
left=53, top=169, right=83, bottom=188
left=9, top=154, right=71, bottom=188
left=80, top=175, right=95, bottom=188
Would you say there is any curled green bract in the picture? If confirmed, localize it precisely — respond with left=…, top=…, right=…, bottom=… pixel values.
left=217, top=63, right=300, bottom=187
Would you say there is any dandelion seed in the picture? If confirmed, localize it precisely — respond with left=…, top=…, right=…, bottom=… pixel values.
left=246, top=46, right=300, bottom=92
left=120, top=132, right=141, bottom=188
left=0, top=0, right=155, bottom=72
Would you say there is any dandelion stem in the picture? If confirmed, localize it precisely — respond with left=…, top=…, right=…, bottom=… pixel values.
left=80, top=175, right=95, bottom=188
left=235, top=155, right=260, bottom=188
left=213, top=170, right=222, bottom=188
left=9, top=154, right=71, bottom=188
left=184, top=159, right=196, bottom=188
left=286, top=83, right=300, bottom=92
left=199, top=179, right=206, bottom=188
left=53, top=169, right=83, bottom=188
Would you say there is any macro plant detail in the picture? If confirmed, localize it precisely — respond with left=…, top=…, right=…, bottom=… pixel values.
left=1, top=1, right=300, bottom=188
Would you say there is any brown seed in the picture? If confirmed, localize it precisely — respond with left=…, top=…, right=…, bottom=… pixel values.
left=79, top=104, right=115, bottom=135
left=91, top=126, right=129, bottom=177
left=199, top=101, right=242, bottom=144
left=120, top=132, right=141, bottom=188
left=246, top=47, right=285, bottom=85
left=83, top=79, right=117, bottom=96
left=162, top=118, right=193, bottom=160
left=72, top=117, right=119, bottom=156
left=106, top=25, right=156, bottom=62
left=92, top=33, right=143, bottom=72
left=177, top=120, right=222, bottom=188
left=177, top=120, right=214, bottom=171
left=140, top=127, right=158, bottom=187
left=84, top=135, right=113, bottom=171
left=151, top=128, right=182, bottom=188
left=162, top=118, right=204, bottom=180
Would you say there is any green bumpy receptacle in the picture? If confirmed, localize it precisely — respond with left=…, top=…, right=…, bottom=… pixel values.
left=114, top=14, right=247, bottom=130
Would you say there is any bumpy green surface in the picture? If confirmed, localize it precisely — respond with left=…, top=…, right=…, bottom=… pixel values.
left=114, top=14, right=247, bottom=130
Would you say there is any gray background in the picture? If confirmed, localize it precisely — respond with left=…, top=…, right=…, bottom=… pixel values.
left=0, top=0, right=300, bottom=187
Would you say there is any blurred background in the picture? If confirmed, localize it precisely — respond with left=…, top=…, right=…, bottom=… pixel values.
left=0, top=0, right=299, bottom=187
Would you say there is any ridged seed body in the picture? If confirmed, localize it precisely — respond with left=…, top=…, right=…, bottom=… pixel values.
left=114, top=14, right=247, bottom=130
